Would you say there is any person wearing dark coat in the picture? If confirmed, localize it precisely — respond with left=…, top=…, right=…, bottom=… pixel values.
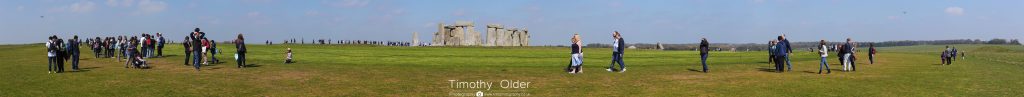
left=235, top=34, right=248, bottom=68
left=70, top=36, right=81, bottom=71
left=183, top=35, right=191, bottom=66
left=191, top=28, right=204, bottom=70
left=700, top=37, right=710, bottom=73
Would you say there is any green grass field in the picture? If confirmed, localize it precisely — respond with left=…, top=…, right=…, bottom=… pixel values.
left=1, top=44, right=1022, bottom=96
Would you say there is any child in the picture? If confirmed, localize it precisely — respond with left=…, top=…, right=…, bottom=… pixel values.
left=285, top=48, right=294, bottom=64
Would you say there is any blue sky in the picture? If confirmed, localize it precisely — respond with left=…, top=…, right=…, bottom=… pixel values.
left=1, top=0, right=1021, bottom=45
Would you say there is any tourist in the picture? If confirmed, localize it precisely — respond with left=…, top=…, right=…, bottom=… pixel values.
left=951, top=47, right=958, bottom=61
left=818, top=40, right=830, bottom=74
left=201, top=38, right=209, bottom=65
left=842, top=38, right=854, bottom=71
left=781, top=35, right=793, bottom=71
left=700, top=37, right=710, bottom=73
left=568, top=34, right=583, bottom=74
left=768, top=40, right=776, bottom=67
left=774, top=36, right=789, bottom=72
left=606, top=31, right=626, bottom=72
left=235, top=34, right=247, bottom=68
left=183, top=35, right=191, bottom=66
left=285, top=48, right=294, bottom=64
left=69, top=35, right=81, bottom=71
left=157, top=33, right=165, bottom=57
left=191, top=28, right=203, bottom=71
left=56, top=38, right=66, bottom=73
left=210, top=40, right=219, bottom=64
left=942, top=46, right=952, bottom=65
left=869, top=43, right=876, bottom=64
left=47, top=36, right=57, bottom=73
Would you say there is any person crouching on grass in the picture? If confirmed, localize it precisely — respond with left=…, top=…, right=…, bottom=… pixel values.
left=285, top=48, right=294, bottom=64
left=568, top=34, right=584, bottom=74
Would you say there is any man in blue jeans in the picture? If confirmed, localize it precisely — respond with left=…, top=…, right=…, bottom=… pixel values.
left=606, top=31, right=626, bottom=72
left=191, top=29, right=204, bottom=71
left=775, top=36, right=790, bottom=72
left=699, top=37, right=710, bottom=73
left=818, top=40, right=830, bottom=74
left=70, top=36, right=81, bottom=71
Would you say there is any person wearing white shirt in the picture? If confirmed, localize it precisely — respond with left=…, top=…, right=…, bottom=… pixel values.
left=818, top=40, right=831, bottom=74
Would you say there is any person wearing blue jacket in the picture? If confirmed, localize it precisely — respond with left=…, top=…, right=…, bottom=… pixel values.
left=606, top=31, right=626, bottom=73
left=774, top=36, right=789, bottom=72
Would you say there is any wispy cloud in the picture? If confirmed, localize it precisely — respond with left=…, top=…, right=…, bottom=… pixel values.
left=68, top=1, right=98, bottom=13
left=106, top=0, right=135, bottom=7
left=945, top=7, right=964, bottom=16
left=327, top=0, right=370, bottom=8
left=133, top=0, right=167, bottom=15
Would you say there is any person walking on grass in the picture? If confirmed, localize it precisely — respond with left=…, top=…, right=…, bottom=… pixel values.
left=700, top=37, right=710, bottom=73
left=818, top=40, right=831, bottom=74
left=235, top=34, right=248, bottom=68
left=568, top=34, right=584, bottom=74
left=869, top=43, right=876, bottom=64
left=606, top=31, right=626, bottom=73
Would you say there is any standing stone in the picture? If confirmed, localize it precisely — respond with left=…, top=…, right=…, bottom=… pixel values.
left=412, top=32, right=419, bottom=46
left=432, top=23, right=445, bottom=46
left=521, top=28, right=529, bottom=46
left=486, top=24, right=500, bottom=46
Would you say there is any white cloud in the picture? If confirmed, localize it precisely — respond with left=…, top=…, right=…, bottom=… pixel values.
left=945, top=7, right=964, bottom=16
left=106, top=0, right=135, bottom=7
left=134, top=0, right=167, bottom=15
left=328, top=0, right=370, bottom=8
left=69, top=1, right=97, bottom=13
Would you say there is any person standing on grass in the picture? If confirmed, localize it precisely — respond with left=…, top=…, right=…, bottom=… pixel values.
left=768, top=40, right=776, bottom=67
left=157, top=33, right=165, bottom=57
left=818, top=40, right=831, bottom=74
left=946, top=46, right=954, bottom=61
left=842, top=38, right=854, bottom=71
left=201, top=38, right=209, bottom=65
left=56, top=38, right=66, bottom=73
left=869, top=43, right=876, bottom=64
left=781, top=34, right=793, bottom=71
left=191, top=28, right=204, bottom=71
left=235, top=34, right=248, bottom=68
left=210, top=40, right=219, bottom=64
left=942, top=46, right=952, bottom=65
left=774, top=36, right=789, bottom=72
left=70, top=35, right=81, bottom=71
left=568, top=34, right=584, bottom=74
left=183, top=35, right=192, bottom=66
left=47, top=36, right=58, bottom=73
left=700, top=37, right=710, bottom=73
left=606, top=31, right=626, bottom=73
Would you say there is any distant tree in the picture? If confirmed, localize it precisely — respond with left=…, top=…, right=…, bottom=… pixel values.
left=1010, top=39, right=1021, bottom=45
left=987, top=38, right=1008, bottom=44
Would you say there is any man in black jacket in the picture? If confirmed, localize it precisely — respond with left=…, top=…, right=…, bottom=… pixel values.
left=191, top=28, right=204, bottom=71
left=781, top=34, right=793, bottom=71
left=606, top=31, right=627, bottom=72
left=700, top=37, right=710, bottom=73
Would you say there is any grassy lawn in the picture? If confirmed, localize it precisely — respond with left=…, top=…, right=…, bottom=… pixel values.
left=0, top=44, right=1021, bottom=96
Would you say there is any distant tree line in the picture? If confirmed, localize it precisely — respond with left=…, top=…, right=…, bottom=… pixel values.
left=584, top=38, right=1021, bottom=51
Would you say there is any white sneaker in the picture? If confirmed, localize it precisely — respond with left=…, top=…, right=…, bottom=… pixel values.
left=606, top=68, right=613, bottom=72
left=619, top=68, right=626, bottom=73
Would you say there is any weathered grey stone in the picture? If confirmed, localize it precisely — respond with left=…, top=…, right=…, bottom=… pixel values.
left=412, top=32, right=419, bottom=46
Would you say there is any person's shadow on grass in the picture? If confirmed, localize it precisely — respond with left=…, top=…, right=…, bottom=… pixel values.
left=756, top=67, right=782, bottom=73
